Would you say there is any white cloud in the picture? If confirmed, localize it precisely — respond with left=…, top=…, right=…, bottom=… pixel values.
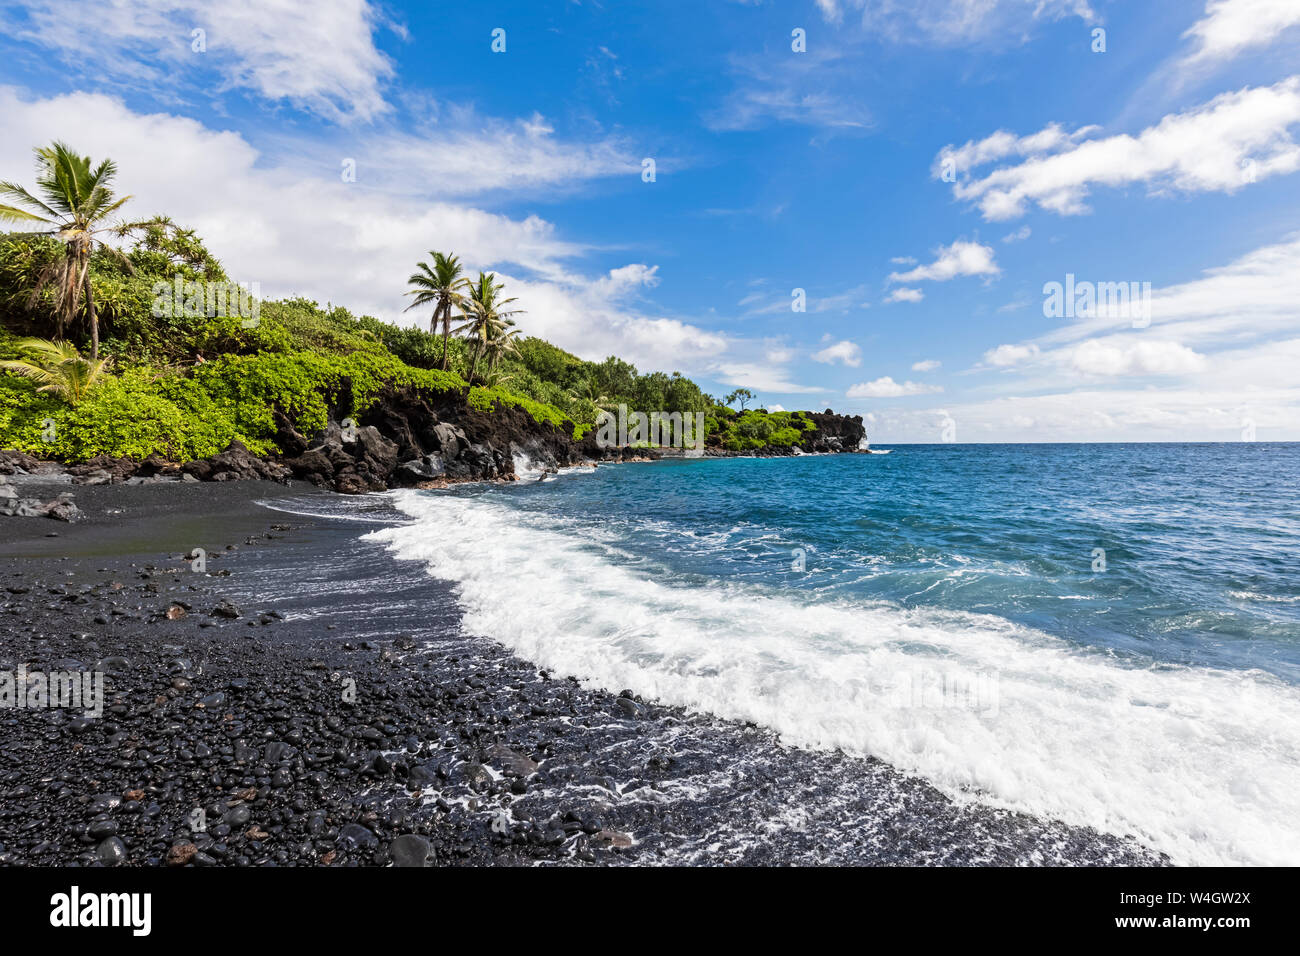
left=358, top=113, right=639, bottom=197
left=709, top=87, right=872, bottom=132
left=855, top=234, right=1300, bottom=441
left=934, top=124, right=1097, bottom=178
left=889, top=240, right=999, bottom=283
left=1068, top=339, right=1209, bottom=377
left=811, top=285, right=872, bottom=312
left=1039, top=232, right=1300, bottom=347
left=589, top=263, right=661, bottom=297
left=741, top=283, right=870, bottom=316
left=707, top=50, right=872, bottom=132
left=862, top=340, right=1300, bottom=441
left=886, top=287, right=924, bottom=303
left=1002, top=226, right=1032, bottom=243
left=949, top=78, right=1300, bottom=220
left=983, top=343, right=1041, bottom=367
left=816, top=0, right=1095, bottom=46
left=815, top=0, right=843, bottom=22
left=1181, top=0, right=1300, bottom=71
left=2, top=0, right=396, bottom=122
left=812, top=340, right=863, bottom=367
left=712, top=363, right=821, bottom=394
left=847, top=376, right=943, bottom=398
left=912, top=359, right=941, bottom=371
left=502, top=268, right=728, bottom=371
left=0, top=86, right=731, bottom=376
left=904, top=234, right=1300, bottom=440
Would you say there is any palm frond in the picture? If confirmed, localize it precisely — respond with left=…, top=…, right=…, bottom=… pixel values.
left=0, top=183, right=60, bottom=221
left=0, top=358, right=57, bottom=388
left=0, top=337, right=111, bottom=406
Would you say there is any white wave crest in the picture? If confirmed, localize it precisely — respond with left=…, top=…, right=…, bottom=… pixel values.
left=367, top=490, right=1300, bottom=866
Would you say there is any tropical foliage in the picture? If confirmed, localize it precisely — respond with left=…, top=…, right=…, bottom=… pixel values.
left=456, top=271, right=522, bottom=382
left=724, top=387, right=756, bottom=411
left=0, top=143, right=824, bottom=464
left=0, top=337, right=111, bottom=406
left=404, top=251, right=466, bottom=371
left=0, top=143, right=153, bottom=359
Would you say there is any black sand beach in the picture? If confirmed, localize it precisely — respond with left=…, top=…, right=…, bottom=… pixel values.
left=0, top=480, right=1168, bottom=866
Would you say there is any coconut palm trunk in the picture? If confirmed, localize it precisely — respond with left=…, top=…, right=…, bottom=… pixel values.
left=82, top=251, right=98, bottom=359
left=467, top=339, right=482, bottom=383
left=440, top=299, right=453, bottom=371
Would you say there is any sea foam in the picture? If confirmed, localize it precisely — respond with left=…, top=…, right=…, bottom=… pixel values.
left=367, top=489, right=1300, bottom=866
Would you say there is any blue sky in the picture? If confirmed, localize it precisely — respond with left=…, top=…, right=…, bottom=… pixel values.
left=1, top=0, right=1299, bottom=440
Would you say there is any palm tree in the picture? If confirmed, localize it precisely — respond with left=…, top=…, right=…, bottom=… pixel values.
left=477, top=367, right=517, bottom=389
left=0, top=337, right=112, bottom=406
left=404, top=252, right=467, bottom=371
left=455, top=272, right=523, bottom=383
left=0, top=143, right=147, bottom=360
left=575, top=377, right=616, bottom=414
left=482, top=320, right=521, bottom=375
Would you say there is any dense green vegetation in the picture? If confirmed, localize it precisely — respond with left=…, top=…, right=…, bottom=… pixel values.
left=0, top=143, right=821, bottom=463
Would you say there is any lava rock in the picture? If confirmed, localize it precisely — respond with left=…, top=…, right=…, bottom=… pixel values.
left=388, top=834, right=433, bottom=867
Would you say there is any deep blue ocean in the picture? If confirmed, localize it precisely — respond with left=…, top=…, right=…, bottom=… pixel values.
left=512, top=443, right=1300, bottom=678
left=366, top=444, right=1300, bottom=865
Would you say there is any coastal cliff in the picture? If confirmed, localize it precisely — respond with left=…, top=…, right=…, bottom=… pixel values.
left=1, top=381, right=867, bottom=499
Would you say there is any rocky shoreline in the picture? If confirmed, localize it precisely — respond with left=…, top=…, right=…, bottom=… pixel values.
left=0, top=391, right=869, bottom=511
left=0, top=479, right=1169, bottom=867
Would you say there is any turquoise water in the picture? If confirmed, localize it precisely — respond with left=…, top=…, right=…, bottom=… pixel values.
left=508, top=443, right=1300, bottom=682
left=370, top=444, right=1300, bottom=865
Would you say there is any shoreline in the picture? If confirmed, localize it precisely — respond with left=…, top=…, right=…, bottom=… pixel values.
left=0, top=479, right=1168, bottom=866
left=1, top=436, right=875, bottom=524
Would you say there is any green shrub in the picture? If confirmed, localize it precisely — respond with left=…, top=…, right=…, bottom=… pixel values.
left=0, top=375, right=63, bottom=451
left=718, top=409, right=814, bottom=450
left=261, top=299, right=386, bottom=357
left=0, top=235, right=62, bottom=329
left=468, top=384, right=570, bottom=430
left=0, top=368, right=243, bottom=460
left=58, top=369, right=229, bottom=460
left=355, top=314, right=470, bottom=373
left=511, top=337, right=586, bottom=390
